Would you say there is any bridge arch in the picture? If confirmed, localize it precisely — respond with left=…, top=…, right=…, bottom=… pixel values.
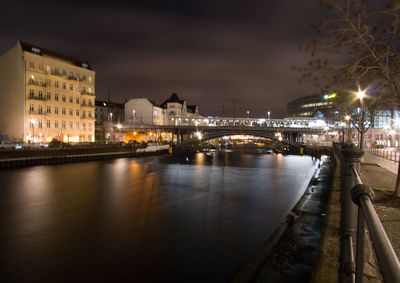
left=187, top=129, right=302, bottom=148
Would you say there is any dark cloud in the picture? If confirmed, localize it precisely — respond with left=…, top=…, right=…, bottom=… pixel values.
left=0, top=0, right=321, bottom=117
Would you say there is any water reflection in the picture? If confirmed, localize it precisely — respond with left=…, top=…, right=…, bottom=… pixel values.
left=0, top=152, right=317, bottom=282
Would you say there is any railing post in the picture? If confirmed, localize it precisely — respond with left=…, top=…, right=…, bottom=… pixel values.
left=339, top=144, right=364, bottom=283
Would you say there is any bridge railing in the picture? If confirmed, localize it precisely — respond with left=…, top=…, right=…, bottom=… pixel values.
left=338, top=144, right=400, bottom=282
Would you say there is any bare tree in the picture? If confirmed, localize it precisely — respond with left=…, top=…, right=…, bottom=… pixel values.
left=299, top=0, right=400, bottom=196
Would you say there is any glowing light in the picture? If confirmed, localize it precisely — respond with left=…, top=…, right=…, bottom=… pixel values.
left=195, top=131, right=203, bottom=140
left=117, top=124, right=122, bottom=129
left=344, top=115, right=351, bottom=121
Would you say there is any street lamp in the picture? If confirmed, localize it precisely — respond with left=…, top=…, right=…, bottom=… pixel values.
left=267, top=111, right=271, bottom=120
left=132, top=110, right=136, bottom=126
left=246, top=110, right=250, bottom=118
left=30, top=118, right=35, bottom=143
left=354, top=87, right=367, bottom=149
left=110, top=112, right=113, bottom=122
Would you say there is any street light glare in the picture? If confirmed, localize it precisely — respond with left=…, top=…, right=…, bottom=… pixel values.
left=356, top=88, right=366, bottom=100
left=344, top=115, right=350, bottom=121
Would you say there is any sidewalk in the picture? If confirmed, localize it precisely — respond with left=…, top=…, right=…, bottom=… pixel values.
left=361, top=152, right=400, bottom=260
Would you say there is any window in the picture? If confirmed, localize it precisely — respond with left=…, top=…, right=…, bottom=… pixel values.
left=39, top=64, right=44, bottom=71
left=46, top=79, right=51, bottom=87
left=76, top=109, right=80, bottom=116
left=38, top=90, right=43, bottom=99
left=55, top=81, right=59, bottom=88
left=88, top=123, right=92, bottom=131
left=62, top=82, right=66, bottom=89
left=88, top=111, right=92, bottom=118
left=29, top=120, right=34, bottom=128
left=76, top=97, right=80, bottom=104
left=38, top=120, right=43, bottom=129
left=69, top=84, right=73, bottom=91
left=62, top=108, right=66, bottom=115
left=62, top=121, right=66, bottom=129
left=62, top=95, right=66, bottom=102
left=29, top=61, right=35, bottom=68
left=82, top=98, right=86, bottom=105
left=82, top=111, right=86, bottom=118
left=69, top=109, right=73, bottom=116
left=46, top=106, right=51, bottom=114
left=38, top=105, right=43, bottom=114
left=54, top=121, right=58, bottom=128
left=69, top=96, right=73, bottom=103
left=88, top=100, right=92, bottom=106
left=47, top=120, right=51, bottom=128
left=46, top=92, right=51, bottom=100
left=69, top=121, right=73, bottom=129
left=29, top=89, right=34, bottom=98
left=55, top=107, right=59, bottom=114
left=55, top=93, right=59, bottom=101
left=29, top=104, right=34, bottom=112
left=83, top=122, right=86, bottom=131
left=76, top=122, right=79, bottom=129
left=75, top=85, right=79, bottom=92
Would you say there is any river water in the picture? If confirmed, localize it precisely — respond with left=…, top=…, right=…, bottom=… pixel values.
left=0, top=151, right=318, bottom=282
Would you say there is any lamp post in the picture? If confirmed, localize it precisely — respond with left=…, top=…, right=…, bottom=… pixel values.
left=344, top=115, right=351, bottom=144
left=267, top=111, right=271, bottom=120
left=117, top=124, right=122, bottom=142
left=246, top=110, right=250, bottom=118
left=132, top=110, right=136, bottom=126
left=356, top=88, right=366, bottom=149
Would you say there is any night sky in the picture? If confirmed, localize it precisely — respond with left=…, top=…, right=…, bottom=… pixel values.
left=0, top=0, right=322, bottom=118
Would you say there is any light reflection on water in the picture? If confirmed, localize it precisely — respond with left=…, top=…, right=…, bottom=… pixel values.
left=0, top=152, right=318, bottom=282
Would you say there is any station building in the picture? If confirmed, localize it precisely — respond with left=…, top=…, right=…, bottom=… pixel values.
left=0, top=41, right=95, bottom=143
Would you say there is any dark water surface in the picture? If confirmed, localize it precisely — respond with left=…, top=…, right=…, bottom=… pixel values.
left=0, top=152, right=318, bottom=282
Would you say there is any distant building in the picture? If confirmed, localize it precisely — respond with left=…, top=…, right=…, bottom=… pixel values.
left=160, top=92, right=201, bottom=125
left=286, top=93, right=336, bottom=119
left=95, top=100, right=125, bottom=125
left=0, top=40, right=95, bottom=142
left=125, top=98, right=164, bottom=125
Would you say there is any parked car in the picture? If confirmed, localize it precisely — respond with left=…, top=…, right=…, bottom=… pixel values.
left=0, top=141, right=23, bottom=150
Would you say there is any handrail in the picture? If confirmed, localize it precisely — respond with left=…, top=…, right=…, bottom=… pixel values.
left=350, top=165, right=400, bottom=283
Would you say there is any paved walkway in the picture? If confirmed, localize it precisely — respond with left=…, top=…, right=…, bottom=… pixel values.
left=361, top=152, right=400, bottom=260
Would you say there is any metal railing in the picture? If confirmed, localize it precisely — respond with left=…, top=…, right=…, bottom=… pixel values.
left=350, top=166, right=400, bottom=283
left=339, top=145, right=400, bottom=282
left=367, top=147, right=399, bottom=163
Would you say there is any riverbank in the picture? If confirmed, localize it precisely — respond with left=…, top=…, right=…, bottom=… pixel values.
left=0, top=148, right=168, bottom=169
left=234, top=156, right=331, bottom=282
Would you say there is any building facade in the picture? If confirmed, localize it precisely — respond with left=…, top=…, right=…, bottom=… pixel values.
left=125, top=98, right=164, bottom=126
left=287, top=93, right=336, bottom=118
left=95, top=100, right=125, bottom=125
left=0, top=41, right=95, bottom=143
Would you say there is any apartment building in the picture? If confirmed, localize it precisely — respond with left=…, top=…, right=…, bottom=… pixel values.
left=0, top=40, right=95, bottom=143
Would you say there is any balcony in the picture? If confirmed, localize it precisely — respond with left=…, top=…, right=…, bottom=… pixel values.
left=28, top=79, right=47, bottom=87
left=81, top=103, right=94, bottom=108
left=81, top=90, right=94, bottom=96
left=67, top=75, right=78, bottom=81
left=27, top=95, right=46, bottom=101
left=50, top=70, right=64, bottom=77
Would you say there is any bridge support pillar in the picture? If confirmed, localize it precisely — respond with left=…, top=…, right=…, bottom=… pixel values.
left=339, top=144, right=364, bottom=283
